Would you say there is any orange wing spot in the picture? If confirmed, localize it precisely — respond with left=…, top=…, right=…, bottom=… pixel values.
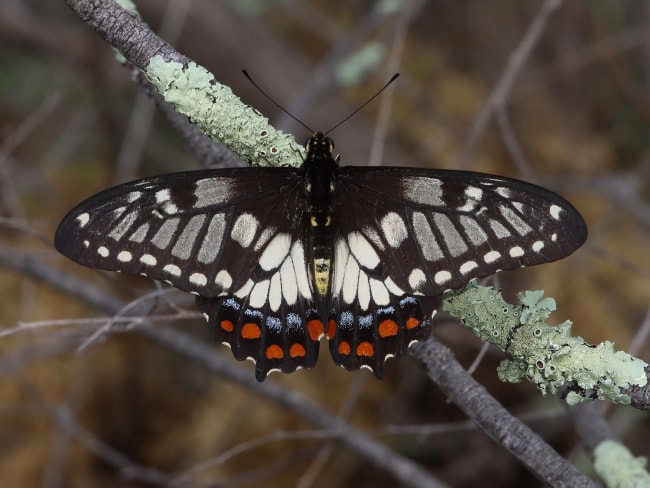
left=266, top=344, right=284, bottom=359
left=241, top=322, right=261, bottom=339
left=220, top=320, right=234, bottom=333
left=356, top=341, right=374, bottom=357
left=307, top=319, right=324, bottom=341
left=289, top=343, right=307, bottom=358
left=327, top=319, right=336, bottom=339
left=378, top=319, right=399, bottom=338
left=406, top=317, right=420, bottom=330
left=338, top=341, right=351, bottom=355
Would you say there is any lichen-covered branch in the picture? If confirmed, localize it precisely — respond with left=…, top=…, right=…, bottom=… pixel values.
left=593, top=441, right=650, bottom=487
left=442, top=281, right=649, bottom=408
left=144, top=56, right=303, bottom=167
left=64, top=0, right=302, bottom=167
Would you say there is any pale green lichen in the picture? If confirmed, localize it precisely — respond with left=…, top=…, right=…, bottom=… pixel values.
left=593, top=441, right=650, bottom=488
left=115, top=0, right=138, bottom=15
left=144, top=55, right=304, bottom=167
left=442, top=281, right=648, bottom=405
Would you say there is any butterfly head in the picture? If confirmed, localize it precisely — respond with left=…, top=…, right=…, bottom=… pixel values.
left=305, top=132, right=337, bottom=162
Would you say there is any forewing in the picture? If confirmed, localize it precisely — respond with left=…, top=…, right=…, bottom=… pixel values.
left=55, top=168, right=303, bottom=297
left=333, top=166, right=587, bottom=298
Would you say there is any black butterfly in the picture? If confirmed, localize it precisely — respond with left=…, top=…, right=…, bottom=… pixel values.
left=54, top=132, right=587, bottom=381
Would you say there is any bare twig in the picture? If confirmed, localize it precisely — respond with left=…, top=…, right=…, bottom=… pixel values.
left=456, top=0, right=563, bottom=169
left=410, top=337, right=600, bottom=488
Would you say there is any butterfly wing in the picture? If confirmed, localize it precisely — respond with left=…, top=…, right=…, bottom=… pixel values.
left=55, top=168, right=306, bottom=296
left=333, top=166, right=586, bottom=296
left=55, top=168, right=325, bottom=380
left=325, top=166, right=587, bottom=374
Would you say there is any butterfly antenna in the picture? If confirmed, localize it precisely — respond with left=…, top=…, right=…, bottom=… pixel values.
left=242, top=69, right=314, bottom=134
left=324, top=73, right=400, bottom=136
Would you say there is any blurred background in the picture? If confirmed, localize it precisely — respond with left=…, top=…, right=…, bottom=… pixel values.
left=1, top=0, right=649, bottom=486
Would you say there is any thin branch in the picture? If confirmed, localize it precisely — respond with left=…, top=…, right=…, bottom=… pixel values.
left=456, top=0, right=563, bottom=169
left=409, top=337, right=600, bottom=488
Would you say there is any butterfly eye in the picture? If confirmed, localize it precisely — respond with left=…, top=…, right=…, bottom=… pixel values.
left=304, top=137, right=312, bottom=152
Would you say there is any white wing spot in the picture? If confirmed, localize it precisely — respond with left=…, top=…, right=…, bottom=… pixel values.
left=509, top=246, right=525, bottom=258
left=459, top=260, right=478, bottom=275
left=193, top=178, right=234, bottom=208
left=155, top=189, right=170, bottom=203
left=413, top=211, right=444, bottom=261
left=279, top=259, right=298, bottom=306
left=129, top=223, right=150, bottom=243
left=172, top=215, right=206, bottom=259
left=126, top=191, right=141, bottom=203
left=198, top=213, right=226, bottom=264
left=97, top=246, right=109, bottom=257
left=231, top=213, right=259, bottom=248
left=402, top=177, right=444, bottom=206
left=254, top=226, right=277, bottom=251
left=408, top=268, right=427, bottom=289
left=162, top=201, right=179, bottom=214
left=291, top=242, right=312, bottom=299
left=163, top=264, right=182, bottom=277
left=109, top=210, right=138, bottom=241
left=151, top=217, right=180, bottom=250
left=259, top=233, right=291, bottom=271
left=234, top=279, right=254, bottom=299
left=342, top=258, right=360, bottom=305
left=484, top=250, right=501, bottom=263
left=532, top=241, right=544, bottom=252
left=215, top=270, right=233, bottom=289
left=499, top=205, right=532, bottom=236
left=117, top=250, right=132, bottom=262
left=249, top=280, right=270, bottom=308
left=333, top=239, right=350, bottom=294
left=269, top=273, right=282, bottom=312
left=434, top=270, right=452, bottom=285
left=458, top=186, right=483, bottom=211
left=465, top=186, right=483, bottom=200
left=76, top=213, right=90, bottom=227
left=140, top=254, right=157, bottom=266
left=361, top=225, right=385, bottom=251
left=358, top=271, right=371, bottom=311
left=369, top=279, right=389, bottom=306
left=189, top=273, right=207, bottom=287
left=347, top=232, right=380, bottom=269
left=83, top=240, right=90, bottom=248
left=489, top=219, right=511, bottom=238
left=384, top=277, right=405, bottom=296
left=381, top=212, right=408, bottom=248
left=550, top=205, right=563, bottom=220
left=551, top=233, right=558, bottom=242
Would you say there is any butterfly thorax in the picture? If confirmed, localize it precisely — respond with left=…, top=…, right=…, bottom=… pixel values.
left=303, top=132, right=339, bottom=301
left=303, top=132, right=338, bottom=228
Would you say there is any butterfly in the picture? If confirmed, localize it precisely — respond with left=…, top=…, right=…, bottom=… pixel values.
left=54, top=132, right=587, bottom=381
